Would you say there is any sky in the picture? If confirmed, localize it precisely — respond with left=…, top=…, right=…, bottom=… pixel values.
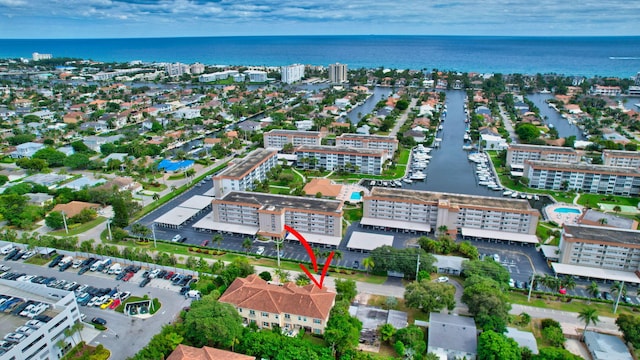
left=1, top=0, right=639, bottom=39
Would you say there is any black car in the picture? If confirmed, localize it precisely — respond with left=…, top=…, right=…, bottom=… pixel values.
left=139, top=277, right=151, bottom=288
left=352, top=260, right=360, bottom=269
left=115, top=272, right=126, bottom=281
left=34, top=314, right=52, bottom=322
left=179, top=286, right=190, bottom=295
left=91, top=317, right=107, bottom=326
left=4, top=249, right=19, bottom=261
left=78, top=267, right=90, bottom=275
left=8, top=251, right=25, bottom=261
left=48, top=254, right=64, bottom=268
left=603, top=292, right=613, bottom=301
left=59, top=262, right=73, bottom=272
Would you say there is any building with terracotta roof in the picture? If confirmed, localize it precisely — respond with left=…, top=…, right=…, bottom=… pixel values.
left=52, top=201, right=100, bottom=218
left=219, top=274, right=336, bottom=334
left=166, top=344, right=254, bottom=360
left=303, top=178, right=342, bottom=198
left=602, top=149, right=640, bottom=169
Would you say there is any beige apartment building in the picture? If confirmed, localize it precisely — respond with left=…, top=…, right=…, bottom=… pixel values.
left=336, top=133, right=399, bottom=159
left=524, top=160, right=640, bottom=196
left=208, top=191, right=343, bottom=247
left=506, top=144, right=579, bottom=168
left=602, top=149, right=640, bottom=169
left=212, top=148, right=278, bottom=198
left=295, top=145, right=386, bottom=175
left=219, top=274, right=336, bottom=335
left=559, top=224, right=640, bottom=272
left=362, top=188, right=539, bottom=237
left=263, top=129, right=322, bottom=150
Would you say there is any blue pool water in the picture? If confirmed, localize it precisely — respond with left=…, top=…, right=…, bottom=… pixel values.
left=350, top=192, right=362, bottom=201
left=554, top=207, right=581, bottom=214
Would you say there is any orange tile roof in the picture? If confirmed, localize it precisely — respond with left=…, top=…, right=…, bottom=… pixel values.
left=219, top=274, right=335, bottom=320
left=303, top=178, right=342, bottom=197
left=166, top=344, right=255, bottom=360
left=52, top=201, right=100, bottom=218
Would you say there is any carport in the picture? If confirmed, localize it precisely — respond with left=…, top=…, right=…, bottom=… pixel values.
left=153, top=207, right=200, bottom=229
left=460, top=228, right=538, bottom=246
left=551, top=263, right=640, bottom=285
left=359, top=217, right=431, bottom=233
left=540, top=245, right=560, bottom=261
left=177, top=195, right=213, bottom=215
left=285, top=231, right=342, bottom=248
left=346, top=231, right=394, bottom=253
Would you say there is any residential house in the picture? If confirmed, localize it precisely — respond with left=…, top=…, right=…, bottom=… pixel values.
left=583, top=331, right=633, bottom=360
left=166, top=344, right=255, bottom=360
left=10, top=142, right=45, bottom=158
left=52, top=201, right=100, bottom=218
left=427, top=313, right=477, bottom=360
left=219, top=274, right=336, bottom=335
left=25, top=193, right=54, bottom=206
left=83, top=134, right=124, bottom=152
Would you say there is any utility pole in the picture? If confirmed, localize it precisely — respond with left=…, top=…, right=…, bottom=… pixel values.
left=107, top=218, right=113, bottom=241
left=527, top=273, right=536, bottom=302
left=151, top=223, right=157, bottom=248
left=275, top=237, right=284, bottom=267
left=62, top=211, right=69, bottom=234
left=613, top=281, right=625, bottom=314
left=415, top=252, right=420, bottom=280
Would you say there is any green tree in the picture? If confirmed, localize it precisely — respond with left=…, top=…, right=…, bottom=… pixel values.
left=379, top=323, right=396, bottom=343
left=258, top=271, right=272, bottom=282
left=324, top=301, right=362, bottom=358
left=532, top=347, right=583, bottom=360
left=542, top=325, right=565, bottom=347
left=362, top=257, right=374, bottom=274
left=63, top=153, right=91, bottom=169
left=515, top=123, right=541, bottom=143
left=478, top=330, right=521, bottom=360
left=616, top=313, right=640, bottom=348
left=33, top=147, right=67, bottom=167
left=394, top=325, right=426, bottom=357
left=462, top=276, right=511, bottom=332
left=577, top=307, right=599, bottom=340
left=45, top=211, right=65, bottom=229
left=242, top=237, right=252, bottom=254
left=334, top=278, right=357, bottom=303
left=404, top=280, right=455, bottom=313
left=183, top=294, right=243, bottom=349
left=586, top=281, right=600, bottom=299
left=111, top=195, right=130, bottom=227
left=462, top=258, right=511, bottom=287
left=457, top=241, right=479, bottom=259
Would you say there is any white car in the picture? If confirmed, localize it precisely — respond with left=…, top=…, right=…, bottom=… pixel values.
left=255, top=246, right=265, bottom=255
left=171, top=234, right=182, bottom=242
left=437, top=276, right=449, bottom=283
left=21, top=251, right=36, bottom=260
left=72, top=259, right=83, bottom=268
left=493, top=254, right=501, bottom=262
left=148, top=269, right=161, bottom=279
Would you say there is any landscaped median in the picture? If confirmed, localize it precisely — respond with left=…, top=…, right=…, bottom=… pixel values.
left=508, top=290, right=639, bottom=318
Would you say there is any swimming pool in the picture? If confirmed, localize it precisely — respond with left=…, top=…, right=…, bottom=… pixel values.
left=350, top=192, right=362, bottom=201
left=554, top=207, right=581, bottom=214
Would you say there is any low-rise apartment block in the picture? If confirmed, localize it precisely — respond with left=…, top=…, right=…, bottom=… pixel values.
left=219, top=274, right=336, bottom=335
left=524, top=160, right=640, bottom=196
left=602, top=149, right=640, bottom=169
left=206, top=191, right=343, bottom=247
left=589, top=85, right=622, bottom=96
left=336, top=133, right=398, bottom=159
left=506, top=144, right=579, bottom=168
left=362, top=188, right=539, bottom=236
left=295, top=145, right=386, bottom=175
left=263, top=129, right=322, bottom=150
left=212, top=148, right=278, bottom=198
left=559, top=224, right=640, bottom=272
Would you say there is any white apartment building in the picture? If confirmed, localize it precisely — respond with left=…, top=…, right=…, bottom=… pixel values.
left=295, top=145, right=386, bottom=175
left=244, top=70, right=267, bottom=82
left=263, top=130, right=323, bottom=150
left=219, top=274, right=336, bottom=335
left=559, top=224, right=640, bottom=273
left=189, top=62, right=205, bottom=75
left=362, top=188, right=539, bottom=236
left=506, top=144, right=579, bottom=168
left=32, top=52, right=52, bottom=61
left=602, top=149, right=640, bottom=169
left=328, top=63, right=348, bottom=83
left=165, top=62, right=190, bottom=77
left=589, top=85, right=622, bottom=96
left=281, top=64, right=305, bottom=84
left=212, top=148, right=278, bottom=198
left=209, top=191, right=343, bottom=247
left=524, top=160, right=640, bottom=196
left=198, top=70, right=239, bottom=82
left=0, top=280, right=83, bottom=359
left=336, top=134, right=399, bottom=159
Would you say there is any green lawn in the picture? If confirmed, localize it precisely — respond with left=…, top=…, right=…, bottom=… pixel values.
left=577, top=193, right=640, bottom=208
left=141, top=182, right=167, bottom=192
left=343, top=207, right=363, bottom=222
left=508, top=291, right=638, bottom=317
left=50, top=217, right=107, bottom=236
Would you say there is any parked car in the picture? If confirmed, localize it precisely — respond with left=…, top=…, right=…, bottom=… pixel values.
left=139, top=277, right=151, bottom=288
left=122, top=272, right=134, bottom=282
left=171, top=234, right=182, bottom=242
left=48, top=255, right=64, bottom=268
left=200, top=239, right=209, bottom=247
left=91, top=317, right=107, bottom=326
left=255, top=246, right=265, bottom=255
left=352, top=260, right=360, bottom=269
left=437, top=276, right=449, bottom=283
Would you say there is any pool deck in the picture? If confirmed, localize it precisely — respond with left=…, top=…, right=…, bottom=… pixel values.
left=337, top=183, right=369, bottom=203
left=544, top=203, right=583, bottom=226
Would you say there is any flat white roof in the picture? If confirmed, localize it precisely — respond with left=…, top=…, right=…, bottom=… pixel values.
left=551, top=263, right=640, bottom=284
left=360, top=217, right=431, bottom=232
left=286, top=231, right=342, bottom=247
left=461, top=227, right=539, bottom=244
left=192, top=216, right=258, bottom=235
left=178, top=195, right=213, bottom=210
left=202, top=188, right=216, bottom=197
left=540, top=245, right=560, bottom=259
left=153, top=207, right=200, bottom=226
left=347, top=231, right=394, bottom=251
left=510, top=171, right=524, bottom=177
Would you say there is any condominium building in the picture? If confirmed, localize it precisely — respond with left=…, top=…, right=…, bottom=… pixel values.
left=559, top=224, right=640, bottom=272
left=524, top=160, right=640, bottom=196
left=189, top=62, right=205, bottom=75
left=295, top=145, right=386, bottom=175
left=281, top=64, right=305, bottom=84
left=589, top=85, right=622, bottom=96
left=212, top=148, right=278, bottom=198
left=198, top=70, right=240, bottom=82
left=219, top=274, right=336, bottom=334
left=328, top=63, right=348, bottom=83
left=336, top=134, right=399, bottom=159
left=32, top=52, right=52, bottom=61
left=263, top=129, right=322, bottom=150
left=506, top=144, right=579, bottom=168
left=0, top=280, right=82, bottom=359
left=207, top=191, right=343, bottom=246
left=362, top=188, right=539, bottom=236
left=165, top=62, right=190, bottom=77
left=602, top=149, right=640, bottom=169
left=245, top=70, right=267, bottom=83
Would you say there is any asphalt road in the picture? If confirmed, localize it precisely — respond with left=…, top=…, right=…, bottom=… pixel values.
left=0, top=259, right=192, bottom=360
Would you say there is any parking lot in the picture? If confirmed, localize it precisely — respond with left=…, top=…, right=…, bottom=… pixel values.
left=0, top=258, right=193, bottom=359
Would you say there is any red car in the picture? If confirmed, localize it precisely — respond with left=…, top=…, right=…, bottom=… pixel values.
left=109, top=298, right=121, bottom=310
left=122, top=272, right=134, bottom=282
left=164, top=271, right=174, bottom=280
left=200, top=240, right=209, bottom=247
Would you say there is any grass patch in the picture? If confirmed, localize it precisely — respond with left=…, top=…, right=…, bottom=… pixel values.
left=302, top=332, right=326, bottom=346
left=62, top=342, right=110, bottom=360
left=141, top=182, right=167, bottom=192
left=50, top=217, right=107, bottom=236
left=167, top=173, right=186, bottom=180
left=343, top=206, right=363, bottom=222
left=508, top=291, right=638, bottom=317
left=577, top=193, right=640, bottom=208
left=24, top=255, right=51, bottom=266
left=115, top=296, right=146, bottom=313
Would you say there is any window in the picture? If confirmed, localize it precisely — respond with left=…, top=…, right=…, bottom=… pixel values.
left=249, top=310, right=255, bottom=315
left=263, top=322, right=269, bottom=327
left=313, top=319, right=321, bottom=324
left=314, top=328, right=321, bottom=334
left=262, top=312, right=269, bottom=317
left=285, top=314, right=291, bottom=319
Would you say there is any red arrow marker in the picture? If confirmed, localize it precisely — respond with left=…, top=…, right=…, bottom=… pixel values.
left=284, top=224, right=333, bottom=289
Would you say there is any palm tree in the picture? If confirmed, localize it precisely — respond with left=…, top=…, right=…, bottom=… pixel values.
left=362, top=257, right=375, bottom=275
left=213, top=234, right=223, bottom=250
left=152, top=193, right=160, bottom=201
left=598, top=218, right=608, bottom=225
left=560, top=276, right=576, bottom=293
left=437, top=225, right=448, bottom=236
left=586, top=281, right=600, bottom=299
left=275, top=268, right=290, bottom=284
left=242, top=237, right=252, bottom=254
left=610, top=281, right=627, bottom=297
left=577, top=307, right=599, bottom=340
left=541, top=275, right=561, bottom=293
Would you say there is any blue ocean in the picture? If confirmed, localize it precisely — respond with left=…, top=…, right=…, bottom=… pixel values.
left=1, top=36, right=639, bottom=78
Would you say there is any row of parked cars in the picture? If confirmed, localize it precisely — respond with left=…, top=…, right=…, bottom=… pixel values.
left=1, top=319, right=49, bottom=354
left=3, top=247, right=36, bottom=262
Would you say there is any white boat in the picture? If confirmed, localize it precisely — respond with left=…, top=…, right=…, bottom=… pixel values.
left=520, top=193, right=527, bottom=199
left=369, top=180, right=376, bottom=186
left=503, top=190, right=513, bottom=196
left=403, top=178, right=413, bottom=184
left=410, top=171, right=427, bottom=180
left=526, top=195, right=533, bottom=200
left=394, top=180, right=403, bottom=187
left=511, top=192, right=519, bottom=198
left=463, top=134, right=470, bottom=140
left=534, top=195, right=540, bottom=201
left=382, top=181, right=388, bottom=187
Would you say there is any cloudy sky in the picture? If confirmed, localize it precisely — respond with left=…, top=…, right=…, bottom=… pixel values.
left=1, top=0, right=638, bottom=38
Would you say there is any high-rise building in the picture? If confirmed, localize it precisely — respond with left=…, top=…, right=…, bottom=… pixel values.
left=189, top=62, right=205, bottom=75
left=281, top=64, right=305, bottom=84
left=165, top=62, right=190, bottom=77
left=328, top=63, right=348, bottom=83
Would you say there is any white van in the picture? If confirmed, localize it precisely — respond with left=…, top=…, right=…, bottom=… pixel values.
left=0, top=244, right=14, bottom=255
left=108, top=263, right=122, bottom=275
left=185, top=290, right=201, bottom=299
left=58, top=256, right=74, bottom=267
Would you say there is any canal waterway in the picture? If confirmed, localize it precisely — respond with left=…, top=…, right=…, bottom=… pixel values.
left=345, top=86, right=394, bottom=124
left=526, top=93, right=586, bottom=140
